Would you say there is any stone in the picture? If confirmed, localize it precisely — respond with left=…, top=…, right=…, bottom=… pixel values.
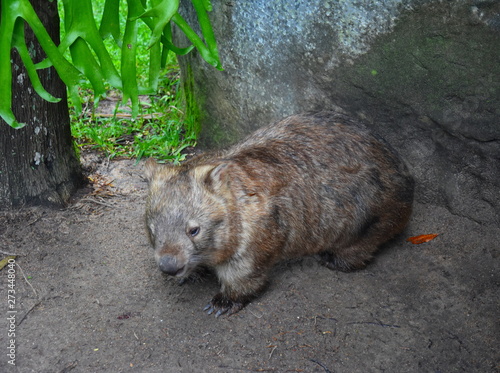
left=174, top=0, right=500, bottom=225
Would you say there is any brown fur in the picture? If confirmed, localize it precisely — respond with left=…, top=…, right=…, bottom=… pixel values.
left=145, top=112, right=414, bottom=316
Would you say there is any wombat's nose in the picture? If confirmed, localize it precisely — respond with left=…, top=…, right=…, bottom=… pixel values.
left=158, top=256, right=184, bottom=276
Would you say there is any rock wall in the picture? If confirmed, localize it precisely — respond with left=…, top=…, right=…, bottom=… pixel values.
left=174, top=0, right=500, bottom=225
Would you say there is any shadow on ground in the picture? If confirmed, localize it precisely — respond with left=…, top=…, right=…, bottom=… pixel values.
left=1, top=156, right=498, bottom=372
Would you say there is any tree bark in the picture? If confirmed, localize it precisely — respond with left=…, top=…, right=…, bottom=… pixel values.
left=0, top=0, right=83, bottom=207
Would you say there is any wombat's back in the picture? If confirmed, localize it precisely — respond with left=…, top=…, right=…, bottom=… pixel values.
left=222, top=111, right=414, bottom=269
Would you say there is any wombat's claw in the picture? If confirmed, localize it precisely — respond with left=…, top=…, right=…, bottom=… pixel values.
left=215, top=309, right=227, bottom=317
left=203, top=303, right=229, bottom=317
left=203, top=303, right=215, bottom=314
left=204, top=294, right=244, bottom=317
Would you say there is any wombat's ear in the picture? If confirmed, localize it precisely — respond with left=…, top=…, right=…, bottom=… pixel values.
left=194, top=163, right=231, bottom=192
left=145, top=158, right=178, bottom=183
left=144, top=158, right=158, bottom=182
left=210, top=163, right=231, bottom=187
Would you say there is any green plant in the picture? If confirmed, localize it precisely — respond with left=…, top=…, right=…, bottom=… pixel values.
left=0, top=0, right=222, bottom=128
left=69, top=48, right=198, bottom=162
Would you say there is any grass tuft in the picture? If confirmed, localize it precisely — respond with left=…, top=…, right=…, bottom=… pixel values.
left=70, top=59, right=197, bottom=163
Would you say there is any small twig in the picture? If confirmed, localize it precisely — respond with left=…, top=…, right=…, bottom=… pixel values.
left=59, top=361, right=77, bottom=373
left=347, top=321, right=400, bottom=328
left=309, top=359, right=332, bottom=373
left=79, top=197, right=116, bottom=208
left=17, top=300, right=42, bottom=326
left=95, top=112, right=163, bottom=119
left=16, top=262, right=37, bottom=297
left=268, top=345, right=277, bottom=360
left=0, top=249, right=19, bottom=256
left=248, top=308, right=263, bottom=319
left=313, top=315, right=338, bottom=323
left=218, top=367, right=275, bottom=372
left=28, top=214, right=43, bottom=226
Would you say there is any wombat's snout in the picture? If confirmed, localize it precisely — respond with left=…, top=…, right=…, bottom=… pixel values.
left=158, top=256, right=184, bottom=276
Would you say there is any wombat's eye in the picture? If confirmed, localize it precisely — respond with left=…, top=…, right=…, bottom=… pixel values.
left=188, top=226, right=200, bottom=237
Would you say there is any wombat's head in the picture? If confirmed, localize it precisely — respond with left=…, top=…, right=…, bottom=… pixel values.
left=144, top=158, right=237, bottom=278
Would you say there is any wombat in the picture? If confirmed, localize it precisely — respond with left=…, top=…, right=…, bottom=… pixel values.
left=145, top=112, right=414, bottom=317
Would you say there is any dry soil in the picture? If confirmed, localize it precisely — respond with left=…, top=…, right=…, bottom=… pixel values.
left=0, top=154, right=498, bottom=373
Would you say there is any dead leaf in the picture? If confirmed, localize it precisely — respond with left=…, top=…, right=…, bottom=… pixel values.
left=0, top=256, right=16, bottom=271
left=88, top=173, right=115, bottom=197
left=406, top=234, right=439, bottom=244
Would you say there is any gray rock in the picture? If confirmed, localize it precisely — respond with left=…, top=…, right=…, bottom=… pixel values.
left=174, top=0, right=500, bottom=225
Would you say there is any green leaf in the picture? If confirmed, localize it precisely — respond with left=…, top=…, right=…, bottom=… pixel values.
left=171, top=13, right=221, bottom=69
left=161, top=21, right=194, bottom=56
left=69, top=38, right=107, bottom=102
left=131, top=0, right=179, bottom=49
left=149, top=34, right=162, bottom=91
left=121, top=0, right=143, bottom=116
left=191, top=0, right=222, bottom=70
left=0, top=1, right=19, bottom=127
left=12, top=18, right=61, bottom=103
left=201, top=0, right=213, bottom=12
left=0, top=0, right=75, bottom=127
left=59, top=0, right=122, bottom=88
left=99, top=0, right=122, bottom=47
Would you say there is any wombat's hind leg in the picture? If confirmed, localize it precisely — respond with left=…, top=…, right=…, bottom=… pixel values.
left=319, top=247, right=375, bottom=273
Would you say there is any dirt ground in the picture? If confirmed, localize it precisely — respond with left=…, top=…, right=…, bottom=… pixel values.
left=1, top=154, right=498, bottom=373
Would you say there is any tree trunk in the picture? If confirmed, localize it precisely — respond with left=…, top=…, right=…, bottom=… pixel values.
left=0, top=0, right=83, bottom=207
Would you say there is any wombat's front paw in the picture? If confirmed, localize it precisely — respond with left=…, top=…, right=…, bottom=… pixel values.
left=203, top=293, right=244, bottom=317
